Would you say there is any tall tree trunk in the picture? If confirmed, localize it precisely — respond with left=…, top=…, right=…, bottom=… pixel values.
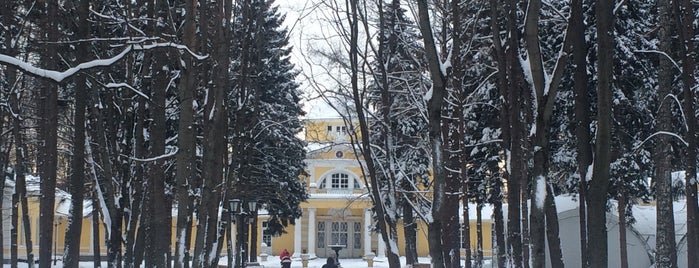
left=618, top=194, right=628, bottom=268
left=62, top=0, right=89, bottom=266
left=487, top=1, right=516, bottom=266
left=174, top=0, right=198, bottom=267
left=674, top=0, right=698, bottom=266
left=654, top=0, right=678, bottom=267
left=544, top=184, right=563, bottom=267
left=8, top=45, right=26, bottom=268
left=475, top=205, right=483, bottom=268
left=415, top=1, right=447, bottom=267
left=347, top=0, right=400, bottom=267
left=520, top=190, right=529, bottom=268
left=38, top=1, right=59, bottom=266
left=124, top=85, right=147, bottom=268
left=1, top=0, right=17, bottom=263
left=10, top=61, right=34, bottom=268
left=492, top=177, right=506, bottom=268
left=92, top=187, right=102, bottom=267
left=523, top=0, right=547, bottom=257
left=451, top=1, right=471, bottom=267
left=403, top=198, right=418, bottom=265
left=587, top=0, right=614, bottom=266
left=570, top=0, right=592, bottom=266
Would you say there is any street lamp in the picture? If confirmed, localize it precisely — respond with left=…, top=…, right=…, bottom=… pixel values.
left=229, top=198, right=257, bottom=268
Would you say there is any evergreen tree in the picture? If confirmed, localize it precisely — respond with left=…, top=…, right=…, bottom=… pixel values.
left=229, top=0, right=308, bottom=238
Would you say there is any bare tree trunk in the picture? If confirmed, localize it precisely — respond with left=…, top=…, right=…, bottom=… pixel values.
left=475, top=204, right=483, bottom=268
left=92, top=187, right=102, bottom=267
left=403, top=200, right=418, bottom=265
left=487, top=2, right=515, bottom=266
left=587, top=0, right=614, bottom=266
left=415, top=1, right=447, bottom=267
left=11, top=188, right=18, bottom=268
left=618, top=194, right=628, bottom=268
left=654, top=0, right=678, bottom=267
left=9, top=49, right=28, bottom=268
left=520, top=190, right=529, bottom=268
left=62, top=0, right=89, bottom=266
left=347, top=0, right=400, bottom=267
left=674, top=0, right=698, bottom=266
left=38, top=1, right=59, bottom=267
left=544, top=184, right=563, bottom=267
left=492, top=177, right=506, bottom=268
left=570, top=0, right=592, bottom=266
left=1, top=0, right=17, bottom=263
left=174, top=0, right=198, bottom=267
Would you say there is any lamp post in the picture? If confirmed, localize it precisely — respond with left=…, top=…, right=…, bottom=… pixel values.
left=230, top=199, right=257, bottom=268
left=229, top=199, right=241, bottom=268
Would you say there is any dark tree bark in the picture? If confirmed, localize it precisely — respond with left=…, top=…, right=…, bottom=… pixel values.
left=62, top=0, right=89, bottom=266
left=38, top=1, right=59, bottom=266
left=451, top=1, right=470, bottom=267
left=415, top=1, right=447, bottom=267
left=544, top=184, right=563, bottom=267
left=403, top=199, right=418, bottom=265
left=348, top=0, right=401, bottom=267
left=91, top=187, right=102, bottom=267
left=654, top=0, right=678, bottom=267
left=587, top=0, right=614, bottom=266
left=618, top=193, right=629, bottom=268
left=1, top=0, right=17, bottom=264
left=674, top=0, right=698, bottom=266
left=492, top=180, right=506, bottom=268
left=174, top=1, right=198, bottom=267
left=143, top=1, right=171, bottom=266
left=523, top=0, right=573, bottom=265
left=487, top=2, right=509, bottom=267
left=570, top=0, right=592, bottom=266
left=7, top=8, right=25, bottom=265
left=475, top=205, right=483, bottom=268
left=488, top=0, right=525, bottom=266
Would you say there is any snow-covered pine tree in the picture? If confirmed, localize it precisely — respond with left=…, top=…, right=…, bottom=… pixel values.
left=367, top=0, right=429, bottom=265
left=229, top=0, right=308, bottom=244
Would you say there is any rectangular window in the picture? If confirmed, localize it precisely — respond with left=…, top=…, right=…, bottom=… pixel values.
left=353, top=222, right=361, bottom=249
left=331, top=173, right=349, bottom=189
left=331, top=222, right=348, bottom=246
left=327, top=125, right=333, bottom=134
left=317, top=222, right=326, bottom=248
left=262, top=221, right=272, bottom=247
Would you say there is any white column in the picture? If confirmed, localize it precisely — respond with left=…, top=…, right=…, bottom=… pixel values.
left=293, top=216, right=302, bottom=257
left=307, top=208, right=317, bottom=258
left=363, top=208, right=372, bottom=256
left=378, top=234, right=386, bottom=258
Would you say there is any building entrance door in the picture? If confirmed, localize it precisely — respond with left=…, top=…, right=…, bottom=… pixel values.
left=316, top=221, right=362, bottom=258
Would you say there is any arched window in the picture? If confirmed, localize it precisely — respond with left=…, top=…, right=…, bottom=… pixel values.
left=319, top=172, right=362, bottom=189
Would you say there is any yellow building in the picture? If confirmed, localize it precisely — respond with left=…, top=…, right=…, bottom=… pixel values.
left=1, top=117, right=492, bottom=262
left=259, top=116, right=493, bottom=260
left=2, top=176, right=107, bottom=259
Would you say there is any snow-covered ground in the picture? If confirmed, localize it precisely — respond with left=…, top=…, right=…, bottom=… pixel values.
left=3, top=255, right=493, bottom=268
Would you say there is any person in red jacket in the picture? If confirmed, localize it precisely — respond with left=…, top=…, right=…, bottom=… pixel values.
left=280, top=249, right=292, bottom=268
left=279, top=249, right=291, bottom=260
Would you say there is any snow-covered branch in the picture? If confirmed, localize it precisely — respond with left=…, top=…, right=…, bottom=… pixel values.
left=635, top=131, right=689, bottom=150
left=124, top=147, right=179, bottom=162
left=103, top=83, right=151, bottom=101
left=634, top=50, right=681, bottom=72
left=0, top=42, right=208, bottom=83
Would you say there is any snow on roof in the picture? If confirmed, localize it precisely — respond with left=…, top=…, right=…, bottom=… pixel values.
left=4, top=175, right=94, bottom=218
left=308, top=193, right=369, bottom=200
left=306, top=142, right=335, bottom=153
left=303, top=99, right=342, bottom=120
